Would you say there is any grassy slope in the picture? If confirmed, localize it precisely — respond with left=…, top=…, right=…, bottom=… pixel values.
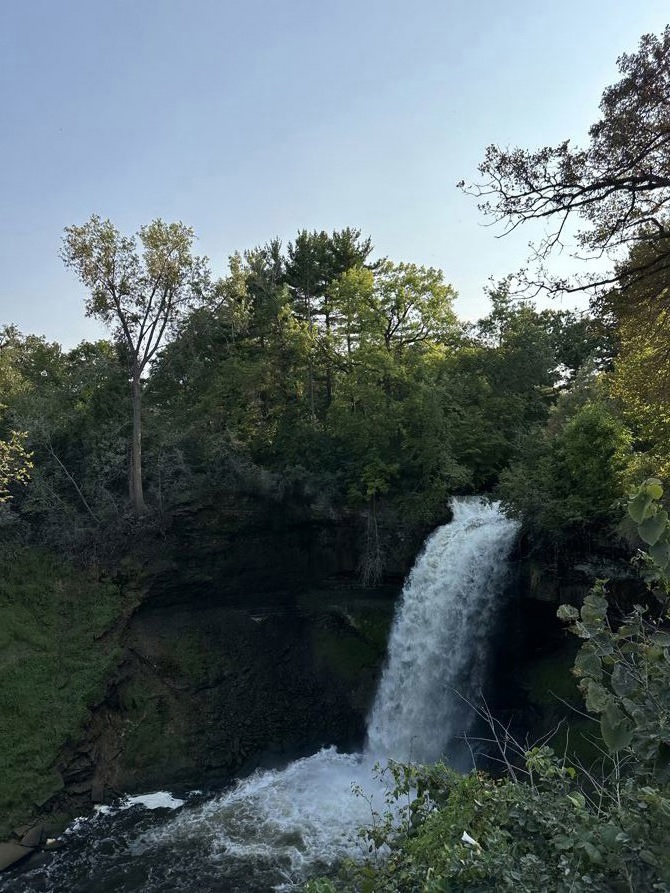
left=0, top=546, right=124, bottom=838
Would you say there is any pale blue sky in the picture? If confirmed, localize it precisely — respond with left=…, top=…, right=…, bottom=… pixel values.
left=1, top=1, right=668, bottom=347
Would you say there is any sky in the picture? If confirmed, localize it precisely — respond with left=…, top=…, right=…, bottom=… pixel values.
left=1, top=0, right=669, bottom=348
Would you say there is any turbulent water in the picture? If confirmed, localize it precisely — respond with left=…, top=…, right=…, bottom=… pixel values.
left=0, top=498, right=518, bottom=893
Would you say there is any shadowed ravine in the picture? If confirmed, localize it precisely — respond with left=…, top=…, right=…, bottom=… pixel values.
left=0, top=498, right=518, bottom=893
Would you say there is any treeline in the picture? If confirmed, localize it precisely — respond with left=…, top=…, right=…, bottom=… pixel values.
left=5, top=20, right=670, bottom=576
left=0, top=224, right=610, bottom=572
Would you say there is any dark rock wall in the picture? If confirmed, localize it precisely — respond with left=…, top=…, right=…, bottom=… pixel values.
left=79, top=594, right=395, bottom=800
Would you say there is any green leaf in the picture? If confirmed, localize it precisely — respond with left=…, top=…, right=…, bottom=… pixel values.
left=574, top=644, right=602, bottom=680
left=583, top=593, right=608, bottom=615
left=629, top=490, right=655, bottom=523
left=584, top=680, right=611, bottom=713
left=583, top=841, right=603, bottom=864
left=553, top=834, right=574, bottom=851
left=581, top=593, right=608, bottom=629
left=557, top=604, right=579, bottom=622
left=600, top=706, right=634, bottom=753
left=644, top=478, right=664, bottom=500
left=611, top=662, right=637, bottom=698
left=599, top=823, right=620, bottom=847
left=567, top=792, right=585, bottom=809
left=638, top=509, right=668, bottom=546
left=649, top=540, right=670, bottom=571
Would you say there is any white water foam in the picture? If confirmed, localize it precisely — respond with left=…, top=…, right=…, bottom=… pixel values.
left=136, top=748, right=385, bottom=886
left=95, top=791, right=186, bottom=815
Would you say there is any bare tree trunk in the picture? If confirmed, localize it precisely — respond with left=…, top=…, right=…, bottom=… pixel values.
left=130, top=371, right=146, bottom=513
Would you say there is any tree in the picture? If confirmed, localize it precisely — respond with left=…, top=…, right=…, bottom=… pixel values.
left=363, top=261, right=458, bottom=354
left=285, top=228, right=374, bottom=410
left=462, top=26, right=670, bottom=297
left=0, top=431, right=32, bottom=503
left=284, top=227, right=373, bottom=329
left=61, top=216, right=209, bottom=513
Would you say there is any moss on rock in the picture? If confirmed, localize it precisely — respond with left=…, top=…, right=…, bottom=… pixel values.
left=0, top=546, right=125, bottom=839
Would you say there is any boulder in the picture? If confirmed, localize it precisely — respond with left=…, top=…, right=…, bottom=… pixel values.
left=20, top=825, right=45, bottom=847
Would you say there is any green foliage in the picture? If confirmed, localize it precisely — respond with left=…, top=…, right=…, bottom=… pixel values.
left=148, top=233, right=471, bottom=535
left=499, top=399, right=631, bottom=540
left=0, top=332, right=130, bottom=546
left=61, top=214, right=212, bottom=513
left=3, top=221, right=599, bottom=569
left=562, top=582, right=669, bottom=771
left=61, top=216, right=209, bottom=347
left=317, top=745, right=670, bottom=892
left=0, top=546, right=125, bottom=837
left=0, top=430, right=32, bottom=502
left=445, top=285, right=595, bottom=491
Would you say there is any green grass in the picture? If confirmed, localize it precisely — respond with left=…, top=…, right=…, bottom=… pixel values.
left=0, top=546, right=124, bottom=838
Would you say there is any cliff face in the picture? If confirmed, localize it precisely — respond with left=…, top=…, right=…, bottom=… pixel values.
left=486, top=533, right=643, bottom=766
left=15, top=495, right=640, bottom=839
left=47, top=491, right=408, bottom=826
left=73, top=590, right=396, bottom=801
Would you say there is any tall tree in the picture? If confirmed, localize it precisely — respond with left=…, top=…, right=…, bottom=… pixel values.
left=365, top=261, right=458, bottom=354
left=285, top=228, right=374, bottom=409
left=61, top=216, right=209, bottom=513
left=462, top=26, right=670, bottom=297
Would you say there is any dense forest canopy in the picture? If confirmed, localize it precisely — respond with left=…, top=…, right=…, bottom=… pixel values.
left=0, top=220, right=609, bottom=569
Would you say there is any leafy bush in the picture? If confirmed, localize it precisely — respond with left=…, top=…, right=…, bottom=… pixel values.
left=499, top=400, right=631, bottom=541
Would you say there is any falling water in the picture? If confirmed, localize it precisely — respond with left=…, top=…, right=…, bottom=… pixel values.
left=0, top=498, right=518, bottom=892
left=367, top=497, right=519, bottom=764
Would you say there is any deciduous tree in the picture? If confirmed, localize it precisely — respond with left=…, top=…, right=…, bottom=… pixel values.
left=61, top=216, right=209, bottom=513
left=0, top=431, right=32, bottom=503
left=462, top=26, right=670, bottom=297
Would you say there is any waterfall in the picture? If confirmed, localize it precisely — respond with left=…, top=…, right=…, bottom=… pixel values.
left=366, top=497, right=519, bottom=763
left=3, top=498, right=520, bottom=893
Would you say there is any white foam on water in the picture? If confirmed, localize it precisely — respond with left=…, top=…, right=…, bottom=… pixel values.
left=95, top=791, right=185, bottom=815
left=135, top=747, right=388, bottom=885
